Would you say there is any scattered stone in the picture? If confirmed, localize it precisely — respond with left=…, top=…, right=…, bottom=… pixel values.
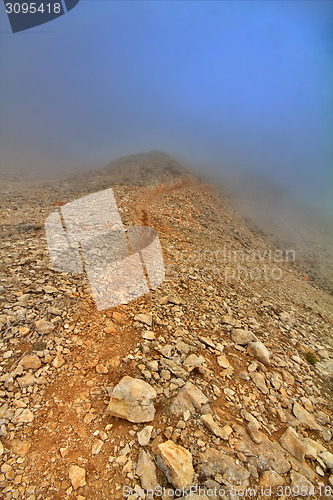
left=217, top=355, right=230, bottom=369
left=197, top=447, right=250, bottom=485
left=290, top=471, right=314, bottom=493
left=134, top=313, right=152, bottom=326
left=231, top=329, right=257, bottom=346
left=280, top=427, right=305, bottom=462
left=52, top=352, right=65, bottom=368
left=235, top=434, right=291, bottom=474
left=96, top=363, right=108, bottom=374
left=176, top=340, right=191, bottom=354
left=142, top=330, right=155, bottom=340
left=146, top=360, right=159, bottom=371
left=219, top=425, right=233, bottom=440
left=201, top=414, right=226, bottom=439
left=17, top=374, right=36, bottom=388
left=319, top=451, right=333, bottom=470
left=19, top=355, right=41, bottom=370
left=107, top=376, right=157, bottom=423
left=302, top=438, right=326, bottom=459
left=156, top=440, right=194, bottom=489
left=250, top=372, right=268, bottom=394
left=68, top=465, right=86, bottom=490
left=170, top=381, right=209, bottom=415
left=35, top=318, right=54, bottom=334
left=137, top=425, right=154, bottom=446
left=198, top=336, right=215, bottom=349
left=10, top=439, right=31, bottom=457
left=12, top=408, right=34, bottom=424
left=91, top=439, right=103, bottom=455
left=293, top=402, right=321, bottom=431
left=160, top=358, right=188, bottom=379
left=248, top=341, right=270, bottom=366
left=136, top=450, right=158, bottom=490
left=247, top=421, right=262, bottom=444
left=184, top=354, right=204, bottom=372
left=167, top=294, right=182, bottom=305
left=159, top=344, right=173, bottom=358
left=259, top=470, right=284, bottom=488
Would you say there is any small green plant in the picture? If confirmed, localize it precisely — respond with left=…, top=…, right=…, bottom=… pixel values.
left=305, top=350, right=318, bottom=366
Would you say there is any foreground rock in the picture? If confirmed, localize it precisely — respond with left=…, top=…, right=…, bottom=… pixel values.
left=231, top=328, right=257, bottom=346
left=107, top=376, right=157, bottom=423
left=293, top=402, right=321, bottom=431
left=280, top=427, right=306, bottom=462
left=156, top=440, right=194, bottom=489
left=19, top=354, right=41, bottom=370
left=170, top=381, right=209, bottom=415
left=197, top=448, right=250, bottom=486
left=248, top=341, right=271, bottom=366
left=136, top=450, right=158, bottom=490
left=68, top=465, right=86, bottom=490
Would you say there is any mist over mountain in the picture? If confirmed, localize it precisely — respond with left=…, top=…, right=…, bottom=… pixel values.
left=1, top=150, right=332, bottom=293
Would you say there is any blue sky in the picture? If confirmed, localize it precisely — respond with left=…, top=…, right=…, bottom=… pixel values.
left=0, top=1, right=332, bottom=212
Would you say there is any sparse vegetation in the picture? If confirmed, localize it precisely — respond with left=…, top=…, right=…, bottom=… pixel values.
left=305, top=350, right=319, bottom=365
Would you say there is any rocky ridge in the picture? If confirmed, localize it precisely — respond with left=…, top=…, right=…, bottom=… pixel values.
left=0, top=153, right=332, bottom=499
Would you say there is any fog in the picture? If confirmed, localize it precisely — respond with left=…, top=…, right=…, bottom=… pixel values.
left=0, top=1, right=332, bottom=216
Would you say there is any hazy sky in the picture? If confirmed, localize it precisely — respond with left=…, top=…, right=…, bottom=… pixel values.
left=0, top=1, right=332, bottom=212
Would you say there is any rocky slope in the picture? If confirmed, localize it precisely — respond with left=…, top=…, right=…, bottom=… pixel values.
left=0, top=152, right=332, bottom=499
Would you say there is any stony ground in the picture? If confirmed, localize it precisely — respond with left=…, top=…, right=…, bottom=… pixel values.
left=0, top=158, right=332, bottom=499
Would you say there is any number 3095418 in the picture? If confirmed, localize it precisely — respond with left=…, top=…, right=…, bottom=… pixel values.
left=5, top=3, right=62, bottom=14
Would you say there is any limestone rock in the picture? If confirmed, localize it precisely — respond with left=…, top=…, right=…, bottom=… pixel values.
left=52, top=352, right=65, bottom=369
left=12, top=408, right=34, bottom=424
left=217, top=355, right=230, bottom=369
left=134, top=313, right=152, bottom=326
left=166, top=294, right=182, bottom=305
left=35, top=318, right=54, bottom=334
left=107, top=376, right=156, bottom=423
left=142, top=330, right=155, bottom=340
left=235, top=434, right=291, bottom=474
left=197, top=447, right=250, bottom=485
left=259, top=470, right=284, bottom=488
left=17, top=374, right=36, bottom=388
left=68, top=465, right=86, bottom=490
left=280, top=427, right=305, bottom=462
left=293, top=402, right=321, bottom=431
left=160, top=358, right=188, bottom=379
left=137, top=425, right=154, bottom=446
left=170, top=381, right=209, bottom=416
left=91, top=439, right=103, bottom=455
left=136, top=450, right=158, bottom=490
left=19, top=355, right=41, bottom=370
left=247, top=421, right=263, bottom=444
left=319, top=451, right=333, bottom=470
left=156, top=440, right=194, bottom=489
left=96, top=363, right=108, bottom=374
left=250, top=372, right=268, bottom=394
left=183, top=354, right=204, bottom=372
left=290, top=471, right=314, bottom=493
left=302, top=437, right=326, bottom=459
left=201, top=414, right=226, bottom=439
left=248, top=341, right=270, bottom=366
left=231, top=329, right=257, bottom=346
left=10, top=439, right=31, bottom=457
